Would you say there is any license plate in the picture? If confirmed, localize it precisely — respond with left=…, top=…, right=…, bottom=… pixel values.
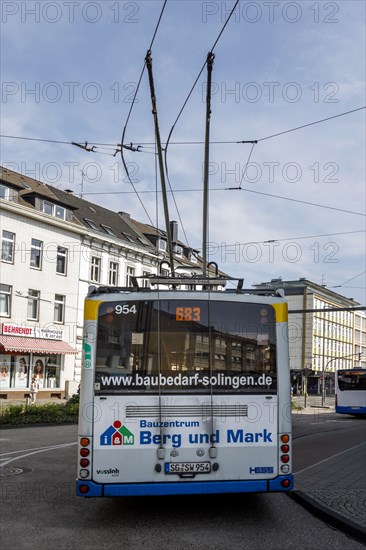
left=165, top=462, right=211, bottom=474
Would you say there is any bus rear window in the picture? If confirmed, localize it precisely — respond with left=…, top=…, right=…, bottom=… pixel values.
left=94, top=300, right=277, bottom=394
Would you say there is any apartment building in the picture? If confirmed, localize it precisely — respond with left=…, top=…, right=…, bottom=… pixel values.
left=0, top=166, right=202, bottom=398
left=254, top=278, right=366, bottom=394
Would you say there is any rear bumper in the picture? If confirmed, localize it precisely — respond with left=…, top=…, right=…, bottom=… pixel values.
left=76, top=475, right=294, bottom=497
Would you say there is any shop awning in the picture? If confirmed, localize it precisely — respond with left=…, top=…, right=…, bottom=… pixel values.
left=0, top=336, right=78, bottom=354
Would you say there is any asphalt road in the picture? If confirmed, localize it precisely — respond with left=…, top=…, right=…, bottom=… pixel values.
left=0, top=415, right=365, bottom=550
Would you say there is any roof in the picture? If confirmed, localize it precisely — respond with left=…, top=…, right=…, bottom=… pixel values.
left=47, top=185, right=154, bottom=248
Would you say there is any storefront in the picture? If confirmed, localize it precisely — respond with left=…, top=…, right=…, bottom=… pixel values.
left=0, top=323, right=77, bottom=394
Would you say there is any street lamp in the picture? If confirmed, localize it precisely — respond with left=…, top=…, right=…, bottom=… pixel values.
left=321, top=352, right=362, bottom=407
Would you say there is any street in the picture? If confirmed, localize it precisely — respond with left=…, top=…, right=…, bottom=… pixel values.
left=1, top=412, right=365, bottom=550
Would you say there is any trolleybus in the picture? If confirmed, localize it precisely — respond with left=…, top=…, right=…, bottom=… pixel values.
left=76, top=277, right=293, bottom=497
left=335, top=368, right=366, bottom=416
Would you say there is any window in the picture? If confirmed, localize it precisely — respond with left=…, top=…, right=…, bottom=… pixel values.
left=123, top=233, right=135, bottom=243
left=30, top=239, right=43, bottom=269
left=174, top=245, right=183, bottom=256
left=56, top=246, right=67, bottom=275
left=102, top=225, right=116, bottom=236
left=158, top=239, right=167, bottom=251
left=137, top=237, right=147, bottom=246
left=84, top=218, right=100, bottom=231
left=1, top=231, right=15, bottom=263
left=142, top=271, right=151, bottom=288
left=54, top=294, right=65, bottom=323
left=126, top=266, right=135, bottom=287
left=91, top=257, right=101, bottom=282
left=43, top=201, right=66, bottom=220
left=0, top=284, right=11, bottom=316
left=0, top=184, right=10, bottom=200
left=109, top=262, right=119, bottom=286
left=27, top=289, right=40, bottom=321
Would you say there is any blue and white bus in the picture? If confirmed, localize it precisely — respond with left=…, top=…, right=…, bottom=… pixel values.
left=335, top=368, right=366, bottom=416
left=76, top=278, right=293, bottom=497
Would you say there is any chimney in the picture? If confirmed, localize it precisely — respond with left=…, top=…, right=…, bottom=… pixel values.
left=170, top=220, right=178, bottom=242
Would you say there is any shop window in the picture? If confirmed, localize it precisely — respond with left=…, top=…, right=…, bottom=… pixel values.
left=0, top=355, right=62, bottom=390
left=1, top=230, right=15, bottom=263
left=56, top=246, right=68, bottom=275
left=27, top=289, right=40, bottom=321
left=0, top=284, right=12, bottom=317
left=30, top=238, right=43, bottom=269
left=54, top=294, right=65, bottom=324
left=14, top=356, right=30, bottom=389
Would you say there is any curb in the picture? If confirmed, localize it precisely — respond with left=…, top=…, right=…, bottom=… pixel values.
left=289, top=490, right=366, bottom=544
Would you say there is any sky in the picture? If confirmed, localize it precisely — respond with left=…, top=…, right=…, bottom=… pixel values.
left=1, top=0, right=365, bottom=304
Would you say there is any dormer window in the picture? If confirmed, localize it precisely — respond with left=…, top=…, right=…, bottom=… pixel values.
left=158, top=239, right=167, bottom=251
left=0, top=183, right=16, bottom=201
left=174, top=245, right=183, bottom=256
left=43, top=200, right=66, bottom=220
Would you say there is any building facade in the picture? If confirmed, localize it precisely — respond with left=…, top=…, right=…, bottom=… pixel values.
left=254, top=278, right=366, bottom=395
left=0, top=166, right=202, bottom=398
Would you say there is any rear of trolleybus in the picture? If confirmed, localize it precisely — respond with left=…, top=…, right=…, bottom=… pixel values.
left=76, top=286, right=293, bottom=496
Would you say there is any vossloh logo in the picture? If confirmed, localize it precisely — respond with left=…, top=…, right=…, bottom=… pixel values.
left=96, top=468, right=120, bottom=476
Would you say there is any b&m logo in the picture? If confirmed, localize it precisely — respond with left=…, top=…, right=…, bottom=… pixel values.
left=100, top=421, right=134, bottom=446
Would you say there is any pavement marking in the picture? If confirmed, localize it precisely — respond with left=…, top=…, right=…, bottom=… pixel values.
left=294, top=441, right=366, bottom=475
left=0, top=442, right=77, bottom=468
left=0, top=442, right=76, bottom=457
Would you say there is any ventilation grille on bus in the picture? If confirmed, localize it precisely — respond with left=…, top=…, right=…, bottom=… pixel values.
left=125, top=404, right=248, bottom=418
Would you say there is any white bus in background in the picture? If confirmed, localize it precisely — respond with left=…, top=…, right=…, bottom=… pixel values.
left=76, top=277, right=293, bottom=497
left=335, top=368, right=366, bottom=416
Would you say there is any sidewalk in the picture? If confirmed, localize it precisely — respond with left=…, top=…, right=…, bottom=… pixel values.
left=291, top=395, right=366, bottom=542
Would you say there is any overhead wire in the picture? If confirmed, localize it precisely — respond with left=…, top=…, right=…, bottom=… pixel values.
left=162, top=0, right=240, bottom=250
left=81, top=185, right=365, bottom=217
left=1, top=105, right=364, bottom=150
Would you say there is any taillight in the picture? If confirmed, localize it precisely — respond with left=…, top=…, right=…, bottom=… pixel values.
left=79, top=437, right=92, bottom=480
left=279, top=434, right=291, bottom=474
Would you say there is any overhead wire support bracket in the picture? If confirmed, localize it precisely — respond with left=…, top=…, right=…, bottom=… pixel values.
left=145, top=49, right=175, bottom=275
left=71, top=141, right=96, bottom=152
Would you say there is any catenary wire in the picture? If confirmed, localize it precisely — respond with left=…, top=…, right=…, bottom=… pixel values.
left=1, top=105, right=364, bottom=149
left=163, top=0, right=240, bottom=249
left=82, top=186, right=365, bottom=217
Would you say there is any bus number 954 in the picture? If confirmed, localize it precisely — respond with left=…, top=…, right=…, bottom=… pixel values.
left=115, top=304, right=137, bottom=315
